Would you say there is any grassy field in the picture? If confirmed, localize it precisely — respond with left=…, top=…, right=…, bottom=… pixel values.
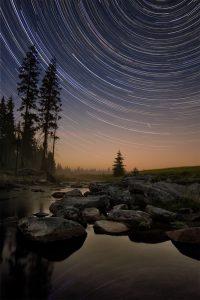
left=0, top=165, right=199, bottom=185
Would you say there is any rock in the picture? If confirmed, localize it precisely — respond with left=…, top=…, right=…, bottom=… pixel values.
left=18, top=216, right=86, bottom=243
left=64, top=189, right=83, bottom=197
left=52, top=191, right=66, bottom=198
left=70, top=183, right=83, bottom=188
left=82, top=207, right=101, bottom=222
left=145, top=205, right=178, bottom=223
left=166, top=227, right=200, bottom=244
left=94, top=220, right=129, bottom=235
left=178, top=208, right=193, bottom=215
left=168, top=221, right=188, bottom=229
left=49, top=195, right=110, bottom=212
left=52, top=206, right=87, bottom=227
left=88, top=182, right=110, bottom=194
left=112, top=204, right=129, bottom=210
left=107, top=209, right=152, bottom=229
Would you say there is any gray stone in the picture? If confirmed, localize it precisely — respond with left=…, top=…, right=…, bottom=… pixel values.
left=107, top=209, right=152, bottom=229
left=112, top=204, right=129, bottom=210
left=64, top=189, right=83, bottom=197
left=145, top=205, right=178, bottom=222
left=82, top=207, right=101, bottom=222
left=49, top=195, right=110, bottom=212
left=18, top=216, right=86, bottom=242
left=94, top=220, right=129, bottom=235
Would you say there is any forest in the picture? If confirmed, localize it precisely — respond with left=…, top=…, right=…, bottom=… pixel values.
left=0, top=46, right=62, bottom=174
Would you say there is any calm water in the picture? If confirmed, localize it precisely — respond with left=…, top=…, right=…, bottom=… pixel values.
left=0, top=186, right=200, bottom=300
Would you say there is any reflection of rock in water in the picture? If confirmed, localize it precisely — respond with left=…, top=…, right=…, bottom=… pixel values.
left=0, top=223, right=53, bottom=300
left=128, top=230, right=169, bottom=244
left=171, top=241, right=200, bottom=261
left=17, top=233, right=87, bottom=261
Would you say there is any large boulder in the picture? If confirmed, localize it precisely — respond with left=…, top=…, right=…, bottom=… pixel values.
left=145, top=205, right=178, bottom=223
left=88, top=182, right=110, bottom=194
left=94, top=220, right=129, bottom=235
left=107, top=209, right=152, bottom=229
left=49, top=195, right=110, bottom=214
left=82, top=207, right=101, bottom=222
left=18, top=216, right=86, bottom=243
left=166, top=227, right=200, bottom=244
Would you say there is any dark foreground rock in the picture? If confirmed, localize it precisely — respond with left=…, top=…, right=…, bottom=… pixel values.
left=166, top=227, right=200, bottom=244
left=18, top=216, right=87, bottom=242
left=94, top=220, right=129, bottom=235
left=107, top=209, right=152, bottom=229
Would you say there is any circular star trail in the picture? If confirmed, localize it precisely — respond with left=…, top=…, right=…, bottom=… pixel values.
left=1, top=0, right=200, bottom=169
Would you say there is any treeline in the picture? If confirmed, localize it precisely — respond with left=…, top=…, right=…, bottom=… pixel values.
left=0, top=46, right=62, bottom=174
left=56, top=164, right=111, bottom=175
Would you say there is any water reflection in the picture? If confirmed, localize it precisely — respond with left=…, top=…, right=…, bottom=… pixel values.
left=0, top=223, right=53, bottom=300
left=0, top=187, right=200, bottom=300
left=18, top=234, right=87, bottom=262
left=171, top=241, right=200, bottom=261
left=128, top=230, right=169, bottom=244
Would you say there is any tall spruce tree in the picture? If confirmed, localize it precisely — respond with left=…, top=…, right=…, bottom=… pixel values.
left=6, top=97, right=16, bottom=168
left=0, top=97, right=7, bottom=169
left=17, top=45, right=39, bottom=168
left=39, top=58, right=61, bottom=171
left=112, top=150, right=125, bottom=176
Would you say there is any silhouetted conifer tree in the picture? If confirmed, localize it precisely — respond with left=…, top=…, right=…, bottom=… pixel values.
left=6, top=97, right=15, bottom=168
left=17, top=45, right=40, bottom=168
left=0, top=97, right=7, bottom=169
left=39, top=58, right=61, bottom=171
left=112, top=150, right=125, bottom=176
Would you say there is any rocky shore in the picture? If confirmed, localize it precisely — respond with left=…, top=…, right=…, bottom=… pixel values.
left=18, top=176, right=200, bottom=252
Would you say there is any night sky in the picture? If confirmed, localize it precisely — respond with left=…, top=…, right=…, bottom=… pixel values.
left=1, top=0, right=200, bottom=170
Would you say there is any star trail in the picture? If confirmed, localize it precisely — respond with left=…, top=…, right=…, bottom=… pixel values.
left=1, top=0, right=200, bottom=169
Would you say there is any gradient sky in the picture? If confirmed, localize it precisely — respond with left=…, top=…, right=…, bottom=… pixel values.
left=1, top=0, right=200, bottom=170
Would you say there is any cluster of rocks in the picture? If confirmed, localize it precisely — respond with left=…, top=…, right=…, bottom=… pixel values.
left=18, top=178, right=200, bottom=247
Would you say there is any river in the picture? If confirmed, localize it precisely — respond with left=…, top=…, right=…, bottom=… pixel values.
left=0, top=186, right=199, bottom=300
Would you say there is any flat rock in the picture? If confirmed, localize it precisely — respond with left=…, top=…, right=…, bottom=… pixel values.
left=82, top=207, right=101, bottom=222
left=166, top=227, right=200, bottom=244
left=18, top=216, right=86, bottom=243
left=64, top=189, right=83, bottom=197
left=94, top=220, right=129, bottom=235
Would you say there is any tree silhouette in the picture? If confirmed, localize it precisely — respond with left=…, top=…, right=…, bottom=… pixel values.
left=17, top=45, right=40, bottom=168
left=0, top=97, right=7, bottom=168
left=39, top=57, right=61, bottom=171
left=6, top=97, right=15, bottom=168
left=112, top=150, right=125, bottom=176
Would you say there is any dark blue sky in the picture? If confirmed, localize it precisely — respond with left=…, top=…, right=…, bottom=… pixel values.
left=1, top=0, right=200, bottom=169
